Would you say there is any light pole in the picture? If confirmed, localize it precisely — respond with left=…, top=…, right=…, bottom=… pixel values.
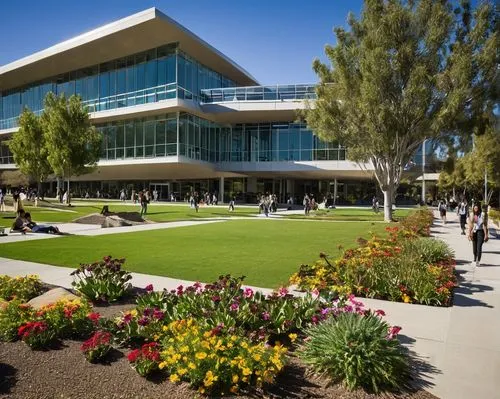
left=484, top=168, right=488, bottom=205
left=421, top=139, right=426, bottom=205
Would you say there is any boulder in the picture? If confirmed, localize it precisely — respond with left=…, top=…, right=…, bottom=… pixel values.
left=27, top=287, right=80, bottom=309
left=101, top=216, right=132, bottom=228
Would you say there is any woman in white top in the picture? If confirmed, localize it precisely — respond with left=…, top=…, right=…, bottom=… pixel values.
left=468, top=204, right=489, bottom=266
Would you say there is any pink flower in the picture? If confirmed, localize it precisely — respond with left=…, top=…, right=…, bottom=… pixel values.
left=312, top=288, right=320, bottom=297
left=387, top=326, right=402, bottom=340
left=145, top=284, right=154, bottom=292
left=243, top=288, right=254, bottom=298
left=311, top=316, right=319, bottom=324
left=261, top=311, right=270, bottom=321
left=375, top=309, right=386, bottom=317
left=278, top=287, right=289, bottom=297
left=176, top=285, right=184, bottom=296
left=230, top=302, right=239, bottom=312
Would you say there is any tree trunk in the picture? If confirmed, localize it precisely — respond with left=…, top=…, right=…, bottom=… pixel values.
left=67, top=177, right=71, bottom=206
left=383, top=188, right=393, bottom=222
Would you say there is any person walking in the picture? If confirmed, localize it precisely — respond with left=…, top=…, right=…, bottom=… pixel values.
left=468, top=203, right=489, bottom=266
left=228, top=196, right=235, bottom=212
left=438, top=200, right=447, bottom=224
left=139, top=191, right=148, bottom=218
left=457, top=200, right=469, bottom=235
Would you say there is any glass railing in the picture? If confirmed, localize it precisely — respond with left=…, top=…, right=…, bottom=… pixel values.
left=200, top=84, right=316, bottom=103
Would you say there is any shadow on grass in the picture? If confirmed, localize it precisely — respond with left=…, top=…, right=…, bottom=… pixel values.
left=0, top=363, right=17, bottom=394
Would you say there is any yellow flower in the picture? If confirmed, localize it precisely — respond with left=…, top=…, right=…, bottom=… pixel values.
left=242, top=367, right=252, bottom=376
left=203, top=370, right=218, bottom=387
left=230, top=385, right=239, bottom=394
left=252, top=354, right=261, bottom=361
left=169, top=374, right=180, bottom=383
left=230, top=335, right=238, bottom=342
left=158, top=361, right=167, bottom=370
left=188, top=362, right=197, bottom=370
left=195, top=352, right=207, bottom=360
left=178, top=368, right=188, bottom=376
left=232, top=374, right=239, bottom=383
left=288, top=333, right=298, bottom=342
left=130, top=309, right=138, bottom=317
left=180, top=345, right=189, bottom=353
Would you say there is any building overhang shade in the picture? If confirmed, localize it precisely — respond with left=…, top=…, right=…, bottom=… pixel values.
left=0, top=8, right=258, bottom=92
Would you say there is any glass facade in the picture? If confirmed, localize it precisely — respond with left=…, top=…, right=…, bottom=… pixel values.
left=0, top=139, right=14, bottom=164
left=96, top=112, right=344, bottom=163
left=0, top=44, right=236, bottom=130
left=201, top=84, right=316, bottom=103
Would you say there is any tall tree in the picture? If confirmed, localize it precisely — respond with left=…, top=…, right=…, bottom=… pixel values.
left=8, top=108, right=52, bottom=193
left=306, top=0, right=498, bottom=221
left=42, top=93, right=102, bottom=205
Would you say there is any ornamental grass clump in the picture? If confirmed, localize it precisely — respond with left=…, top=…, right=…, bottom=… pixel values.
left=71, top=256, right=132, bottom=302
left=299, top=312, right=408, bottom=393
left=81, top=331, right=113, bottom=362
left=0, top=274, right=43, bottom=302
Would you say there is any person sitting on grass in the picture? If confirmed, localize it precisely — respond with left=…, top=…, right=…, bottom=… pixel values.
left=24, top=212, right=62, bottom=234
left=11, top=209, right=31, bottom=233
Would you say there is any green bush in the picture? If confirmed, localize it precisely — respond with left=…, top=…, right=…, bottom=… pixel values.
left=70, top=256, right=132, bottom=302
left=298, top=312, right=409, bottom=392
left=403, top=237, right=454, bottom=265
left=0, top=300, right=34, bottom=341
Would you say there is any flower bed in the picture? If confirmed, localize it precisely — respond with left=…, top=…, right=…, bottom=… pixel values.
left=290, top=209, right=457, bottom=306
left=0, top=274, right=43, bottom=302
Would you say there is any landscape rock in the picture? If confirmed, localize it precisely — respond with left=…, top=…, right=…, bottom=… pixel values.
left=101, top=216, right=132, bottom=228
left=27, top=287, right=80, bottom=309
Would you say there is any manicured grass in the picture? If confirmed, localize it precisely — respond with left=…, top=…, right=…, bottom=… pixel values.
left=289, top=208, right=413, bottom=221
left=0, top=219, right=388, bottom=288
left=0, top=201, right=257, bottom=224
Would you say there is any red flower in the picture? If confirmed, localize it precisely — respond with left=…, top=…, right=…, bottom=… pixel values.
left=127, top=349, right=141, bottom=363
left=88, top=312, right=101, bottom=325
left=375, top=309, right=386, bottom=317
left=145, top=284, right=154, bottom=292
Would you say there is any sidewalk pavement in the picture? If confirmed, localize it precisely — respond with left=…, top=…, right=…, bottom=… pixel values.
left=0, top=211, right=498, bottom=398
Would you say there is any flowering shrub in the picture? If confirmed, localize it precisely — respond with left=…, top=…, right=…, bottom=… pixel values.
left=0, top=301, right=35, bottom=341
left=0, top=274, right=43, bottom=302
left=114, top=276, right=324, bottom=344
left=18, top=321, right=56, bottom=349
left=81, top=331, right=113, bottom=362
left=127, top=342, right=161, bottom=376
left=290, top=213, right=456, bottom=306
left=70, top=256, right=132, bottom=302
left=158, top=318, right=288, bottom=395
left=0, top=298, right=96, bottom=348
left=299, top=311, right=408, bottom=392
left=400, top=208, right=433, bottom=237
left=35, top=298, right=94, bottom=338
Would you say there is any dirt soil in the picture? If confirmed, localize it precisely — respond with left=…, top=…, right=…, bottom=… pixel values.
left=0, top=299, right=439, bottom=399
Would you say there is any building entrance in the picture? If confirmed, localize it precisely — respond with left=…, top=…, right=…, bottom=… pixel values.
left=149, top=183, right=170, bottom=201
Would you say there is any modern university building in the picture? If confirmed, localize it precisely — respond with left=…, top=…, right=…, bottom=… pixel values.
left=0, top=8, right=384, bottom=204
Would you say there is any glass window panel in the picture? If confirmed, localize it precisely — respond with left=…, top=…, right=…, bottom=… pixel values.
left=116, top=124, right=124, bottom=147
left=125, top=123, right=134, bottom=147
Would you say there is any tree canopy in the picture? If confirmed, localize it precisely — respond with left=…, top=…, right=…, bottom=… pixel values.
left=9, top=108, right=52, bottom=192
left=306, top=0, right=498, bottom=220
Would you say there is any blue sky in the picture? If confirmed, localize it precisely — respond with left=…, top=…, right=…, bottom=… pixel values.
left=0, top=0, right=364, bottom=85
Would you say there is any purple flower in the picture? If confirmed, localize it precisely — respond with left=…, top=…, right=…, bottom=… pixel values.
left=145, top=284, right=154, bottom=292
left=230, top=302, right=239, bottom=312
left=176, top=285, right=184, bottom=296
left=123, top=313, right=133, bottom=324
left=243, top=288, right=254, bottom=298
left=212, top=295, right=221, bottom=303
left=261, top=311, right=270, bottom=321
left=138, top=317, right=149, bottom=326
left=153, top=309, right=164, bottom=320
left=143, top=308, right=152, bottom=317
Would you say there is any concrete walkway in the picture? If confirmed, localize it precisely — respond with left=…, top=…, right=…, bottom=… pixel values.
left=0, top=211, right=498, bottom=398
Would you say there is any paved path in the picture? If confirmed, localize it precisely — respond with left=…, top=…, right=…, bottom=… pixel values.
left=0, top=210, right=498, bottom=398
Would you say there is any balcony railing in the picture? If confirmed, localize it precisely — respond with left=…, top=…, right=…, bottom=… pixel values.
left=200, top=84, right=316, bottom=103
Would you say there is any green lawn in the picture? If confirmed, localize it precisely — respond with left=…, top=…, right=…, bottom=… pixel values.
left=0, top=219, right=388, bottom=288
left=0, top=201, right=257, bottom=224
left=288, top=208, right=413, bottom=221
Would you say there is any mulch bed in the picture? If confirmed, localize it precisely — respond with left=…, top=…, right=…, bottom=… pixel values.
left=0, top=294, right=438, bottom=399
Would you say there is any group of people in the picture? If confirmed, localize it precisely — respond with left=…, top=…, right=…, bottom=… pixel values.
left=12, top=209, right=62, bottom=234
left=259, top=194, right=279, bottom=217
left=440, top=199, right=489, bottom=267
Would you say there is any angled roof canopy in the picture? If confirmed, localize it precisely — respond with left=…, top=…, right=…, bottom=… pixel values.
left=0, top=8, right=258, bottom=91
